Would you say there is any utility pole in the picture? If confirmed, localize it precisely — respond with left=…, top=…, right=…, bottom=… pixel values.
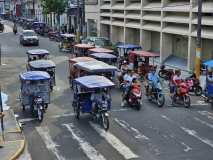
left=32, top=0, right=35, bottom=18
left=82, top=0, right=86, bottom=39
left=76, top=0, right=80, bottom=43
left=195, top=0, right=202, bottom=77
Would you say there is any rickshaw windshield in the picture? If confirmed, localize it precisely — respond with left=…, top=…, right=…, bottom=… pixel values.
left=23, top=32, right=37, bottom=36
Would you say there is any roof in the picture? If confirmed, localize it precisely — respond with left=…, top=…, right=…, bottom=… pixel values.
left=23, top=30, right=35, bottom=32
left=20, top=71, right=50, bottom=81
left=74, top=76, right=115, bottom=89
left=61, top=34, right=76, bottom=37
left=88, top=48, right=114, bottom=54
left=26, top=49, right=49, bottom=55
left=74, top=61, right=119, bottom=73
left=203, top=60, right=213, bottom=68
left=129, top=51, right=160, bottom=57
left=74, top=44, right=95, bottom=49
left=69, top=57, right=97, bottom=63
left=29, top=60, right=55, bottom=69
left=90, top=53, right=117, bottom=59
left=117, top=45, right=142, bottom=49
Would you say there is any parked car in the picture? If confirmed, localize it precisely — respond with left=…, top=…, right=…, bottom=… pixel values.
left=83, top=37, right=118, bottom=57
left=19, top=30, right=39, bottom=46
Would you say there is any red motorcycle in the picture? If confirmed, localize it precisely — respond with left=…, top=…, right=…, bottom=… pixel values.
left=158, top=63, right=174, bottom=80
left=185, top=73, right=202, bottom=96
left=173, top=83, right=191, bottom=108
left=125, top=87, right=142, bottom=110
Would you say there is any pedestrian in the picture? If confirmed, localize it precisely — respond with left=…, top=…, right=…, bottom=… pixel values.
left=61, top=24, right=65, bottom=34
left=0, top=112, right=5, bottom=149
left=64, top=24, right=67, bottom=33
left=54, top=23, right=57, bottom=31
left=71, top=25, right=74, bottom=34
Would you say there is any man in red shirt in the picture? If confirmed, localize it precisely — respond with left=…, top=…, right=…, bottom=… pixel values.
left=171, top=70, right=185, bottom=105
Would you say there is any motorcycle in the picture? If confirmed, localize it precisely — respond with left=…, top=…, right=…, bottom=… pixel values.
left=117, top=72, right=126, bottom=89
left=125, top=87, right=142, bottom=110
left=13, top=27, right=17, bottom=34
left=33, top=94, right=44, bottom=122
left=171, top=83, right=191, bottom=108
left=147, top=80, right=165, bottom=107
left=185, top=73, right=202, bottom=96
left=158, top=63, right=174, bottom=79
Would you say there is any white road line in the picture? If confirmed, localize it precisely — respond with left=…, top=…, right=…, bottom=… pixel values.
left=18, top=118, right=36, bottom=123
left=89, top=121, right=139, bottom=159
left=51, top=113, right=74, bottom=118
left=161, top=115, right=213, bottom=148
left=198, top=111, right=213, bottom=117
left=35, top=126, right=66, bottom=160
left=62, top=123, right=106, bottom=160
left=180, top=142, right=193, bottom=152
left=194, top=117, right=213, bottom=129
left=113, top=118, right=163, bottom=155
left=191, top=104, right=208, bottom=106
left=110, top=108, right=133, bottom=112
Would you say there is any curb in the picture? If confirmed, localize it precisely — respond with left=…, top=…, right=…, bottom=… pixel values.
left=4, top=109, right=22, bottom=133
left=9, top=140, right=26, bottom=160
left=0, top=135, right=3, bottom=142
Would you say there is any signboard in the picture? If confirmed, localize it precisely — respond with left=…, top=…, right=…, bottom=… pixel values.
left=85, top=0, right=98, bottom=5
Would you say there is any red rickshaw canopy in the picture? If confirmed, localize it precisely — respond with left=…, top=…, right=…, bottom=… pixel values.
left=87, top=48, right=114, bottom=54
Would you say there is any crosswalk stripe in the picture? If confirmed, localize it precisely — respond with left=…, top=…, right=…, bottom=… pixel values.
left=89, top=121, right=139, bottom=159
left=62, top=123, right=106, bottom=160
left=113, top=118, right=163, bottom=155
left=36, top=126, right=66, bottom=160
left=194, top=117, right=213, bottom=129
left=161, top=115, right=213, bottom=148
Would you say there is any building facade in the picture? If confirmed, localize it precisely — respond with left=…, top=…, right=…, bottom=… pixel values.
left=85, top=0, right=213, bottom=71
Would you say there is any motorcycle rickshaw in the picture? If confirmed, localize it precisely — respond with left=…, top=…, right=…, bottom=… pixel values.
left=117, top=45, right=142, bottom=57
left=28, top=60, right=56, bottom=91
left=26, top=49, right=49, bottom=70
left=90, top=53, right=117, bottom=65
left=202, top=60, right=213, bottom=107
left=87, top=48, right=114, bottom=56
left=58, top=34, right=76, bottom=53
left=33, top=22, right=47, bottom=33
left=74, top=61, right=118, bottom=82
left=74, top=44, right=95, bottom=57
left=72, top=75, right=115, bottom=130
left=68, top=57, right=98, bottom=88
left=19, top=71, right=51, bottom=122
left=128, top=50, right=159, bottom=76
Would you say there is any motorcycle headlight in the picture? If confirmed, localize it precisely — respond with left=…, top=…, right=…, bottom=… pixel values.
left=37, top=98, right=42, bottom=102
left=24, top=38, right=27, bottom=40
left=102, top=101, right=108, bottom=109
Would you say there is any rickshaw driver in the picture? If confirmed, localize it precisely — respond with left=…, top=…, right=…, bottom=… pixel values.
left=148, top=68, right=161, bottom=99
left=25, top=81, right=40, bottom=117
left=121, top=70, right=136, bottom=107
left=91, top=89, right=110, bottom=118
left=207, top=71, right=213, bottom=84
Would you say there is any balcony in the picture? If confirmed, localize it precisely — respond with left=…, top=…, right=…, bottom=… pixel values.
left=126, top=10, right=141, bottom=19
left=100, top=2, right=111, bottom=9
left=126, top=2, right=141, bottom=10
left=162, top=23, right=189, bottom=35
left=142, top=21, right=161, bottom=31
left=142, top=11, right=161, bottom=21
left=112, top=2, right=124, bottom=10
left=163, top=1, right=190, bottom=12
left=143, top=1, right=161, bottom=11
left=126, top=19, right=140, bottom=28
left=163, top=12, right=189, bottom=23
left=112, top=18, right=124, bottom=26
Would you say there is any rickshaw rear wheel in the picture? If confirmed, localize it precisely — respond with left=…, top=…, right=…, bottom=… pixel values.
left=103, top=115, right=109, bottom=130
left=74, top=104, right=80, bottom=118
left=22, top=105, right=25, bottom=111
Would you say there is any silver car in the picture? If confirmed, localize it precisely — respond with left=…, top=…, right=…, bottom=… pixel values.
left=19, top=30, right=39, bottom=46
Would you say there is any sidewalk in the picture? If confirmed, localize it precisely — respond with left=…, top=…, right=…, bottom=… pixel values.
left=0, top=109, right=25, bottom=160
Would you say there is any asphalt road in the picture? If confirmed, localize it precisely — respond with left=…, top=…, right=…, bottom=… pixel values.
left=1, top=21, right=213, bottom=160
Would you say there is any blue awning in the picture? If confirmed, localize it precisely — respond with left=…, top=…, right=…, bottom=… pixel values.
left=29, top=60, right=55, bottom=69
left=117, top=45, right=142, bottom=50
left=74, top=76, right=115, bottom=89
left=26, top=49, right=49, bottom=55
left=90, top=53, right=117, bottom=59
left=74, top=61, right=119, bottom=73
left=20, top=71, right=50, bottom=81
left=203, top=60, right=213, bottom=68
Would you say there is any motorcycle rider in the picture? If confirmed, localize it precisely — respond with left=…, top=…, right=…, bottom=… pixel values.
left=13, top=23, right=17, bottom=33
left=144, top=70, right=151, bottom=95
left=118, top=60, right=130, bottom=83
left=91, top=89, right=110, bottom=118
left=121, top=70, right=136, bottom=107
left=207, top=71, right=213, bottom=84
left=148, top=68, right=161, bottom=99
left=25, top=81, right=40, bottom=117
left=129, top=78, right=142, bottom=103
left=171, top=70, right=185, bottom=105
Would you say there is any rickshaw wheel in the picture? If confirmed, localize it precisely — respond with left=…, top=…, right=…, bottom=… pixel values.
left=45, top=104, right=48, bottom=109
left=37, top=107, right=43, bottom=122
left=103, top=115, right=109, bottom=130
left=22, top=105, right=25, bottom=111
left=69, top=78, right=73, bottom=89
left=211, top=101, right=213, bottom=111
left=74, top=103, right=80, bottom=118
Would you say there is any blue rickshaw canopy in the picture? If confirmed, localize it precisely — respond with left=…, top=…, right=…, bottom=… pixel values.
left=26, top=49, right=49, bottom=55
left=202, top=60, right=213, bottom=68
left=20, top=71, right=50, bottom=81
left=74, top=76, right=115, bottom=89
left=90, top=53, right=117, bottom=59
left=29, top=60, right=55, bottom=69
left=117, top=45, right=142, bottom=50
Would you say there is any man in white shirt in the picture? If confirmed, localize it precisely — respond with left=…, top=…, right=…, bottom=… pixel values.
left=25, top=81, right=40, bottom=117
left=207, top=71, right=213, bottom=84
left=121, top=70, right=136, bottom=107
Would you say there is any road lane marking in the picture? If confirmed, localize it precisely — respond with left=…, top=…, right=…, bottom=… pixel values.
left=62, top=123, right=106, bottom=160
left=18, top=118, right=36, bottom=123
left=51, top=113, right=75, bottom=118
left=180, top=142, right=193, bottom=152
left=89, top=121, right=139, bottom=159
left=161, top=115, right=213, bottom=148
left=36, top=126, right=66, bottom=160
left=194, top=117, right=213, bottom=129
left=198, top=111, right=213, bottom=118
left=113, top=118, right=163, bottom=155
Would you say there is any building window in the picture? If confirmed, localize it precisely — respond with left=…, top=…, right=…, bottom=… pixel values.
left=88, top=19, right=97, bottom=37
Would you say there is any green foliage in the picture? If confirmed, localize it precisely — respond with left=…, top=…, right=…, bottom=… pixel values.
left=41, top=0, right=66, bottom=15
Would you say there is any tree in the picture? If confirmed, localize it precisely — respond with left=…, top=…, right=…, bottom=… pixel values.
left=41, top=0, right=66, bottom=24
